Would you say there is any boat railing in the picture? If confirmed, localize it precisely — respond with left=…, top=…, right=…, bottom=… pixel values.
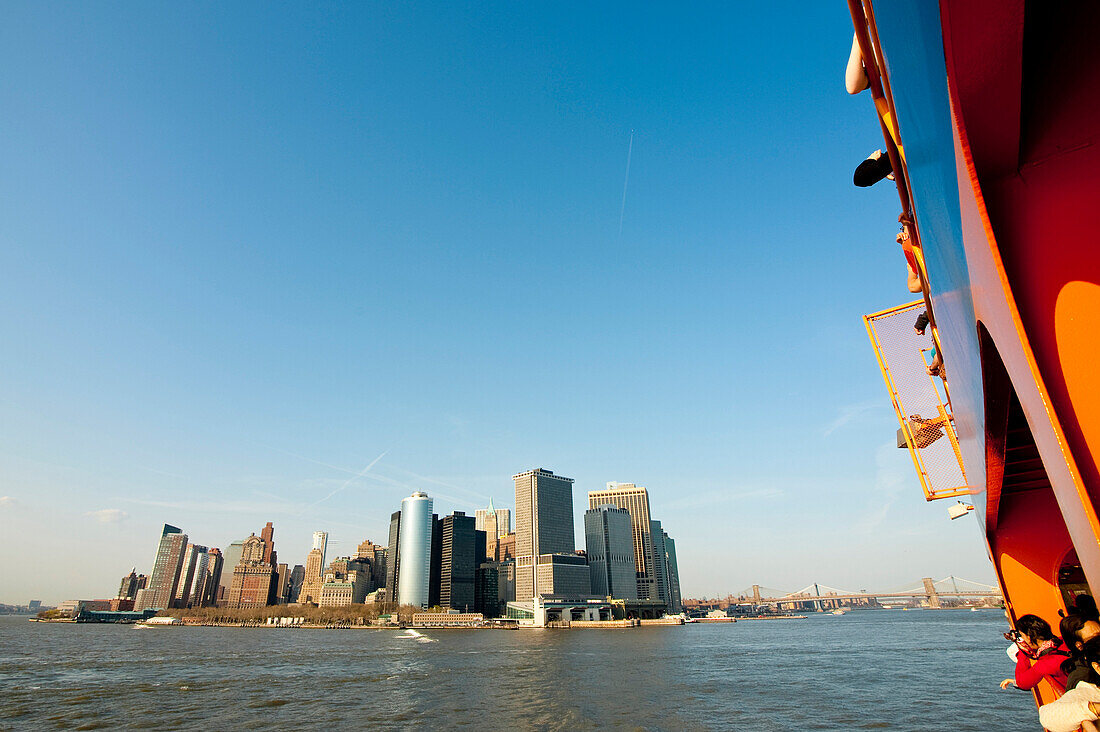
left=864, top=300, right=971, bottom=500
left=848, top=0, right=942, bottom=366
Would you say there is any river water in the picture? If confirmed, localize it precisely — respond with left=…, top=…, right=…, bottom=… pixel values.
left=0, top=610, right=1037, bottom=730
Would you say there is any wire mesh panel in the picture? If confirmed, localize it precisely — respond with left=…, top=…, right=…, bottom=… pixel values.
left=864, top=300, right=970, bottom=500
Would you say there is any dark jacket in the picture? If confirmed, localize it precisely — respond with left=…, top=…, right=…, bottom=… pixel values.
left=1064, top=657, right=1100, bottom=691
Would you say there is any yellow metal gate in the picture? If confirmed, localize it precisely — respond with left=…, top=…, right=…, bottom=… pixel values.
left=864, top=301, right=970, bottom=500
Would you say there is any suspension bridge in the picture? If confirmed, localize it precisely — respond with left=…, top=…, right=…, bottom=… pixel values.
left=684, top=576, right=1001, bottom=612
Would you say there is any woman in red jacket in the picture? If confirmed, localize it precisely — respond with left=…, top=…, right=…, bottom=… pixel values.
left=1000, top=614, right=1071, bottom=694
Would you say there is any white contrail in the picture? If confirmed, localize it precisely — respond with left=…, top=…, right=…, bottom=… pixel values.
left=307, top=451, right=387, bottom=508
left=247, top=439, right=365, bottom=476
left=618, top=128, right=634, bottom=236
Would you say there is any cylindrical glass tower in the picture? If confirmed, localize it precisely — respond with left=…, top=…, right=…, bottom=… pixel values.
left=397, top=492, right=433, bottom=608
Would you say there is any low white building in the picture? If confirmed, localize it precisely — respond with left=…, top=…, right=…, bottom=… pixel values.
left=505, top=597, right=611, bottom=626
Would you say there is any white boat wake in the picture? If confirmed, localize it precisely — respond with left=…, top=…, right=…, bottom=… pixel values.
left=396, top=628, right=436, bottom=643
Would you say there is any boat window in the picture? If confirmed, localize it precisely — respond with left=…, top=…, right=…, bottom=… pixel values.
left=1058, top=549, right=1091, bottom=611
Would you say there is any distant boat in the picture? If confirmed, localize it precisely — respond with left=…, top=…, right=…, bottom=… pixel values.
left=137, top=616, right=182, bottom=627
left=830, top=609, right=847, bottom=615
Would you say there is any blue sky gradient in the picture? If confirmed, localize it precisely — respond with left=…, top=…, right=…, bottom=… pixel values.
left=0, top=3, right=994, bottom=603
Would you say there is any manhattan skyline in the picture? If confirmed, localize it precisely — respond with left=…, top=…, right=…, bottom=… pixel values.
left=0, top=2, right=996, bottom=605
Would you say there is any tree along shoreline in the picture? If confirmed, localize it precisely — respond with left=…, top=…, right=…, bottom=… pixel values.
left=155, top=603, right=426, bottom=625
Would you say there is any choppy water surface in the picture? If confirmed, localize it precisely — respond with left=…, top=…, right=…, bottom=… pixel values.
left=0, top=610, right=1037, bottom=730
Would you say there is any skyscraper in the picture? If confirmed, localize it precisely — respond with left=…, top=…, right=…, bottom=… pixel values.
left=586, top=483, right=659, bottom=602
left=663, top=530, right=683, bottom=613
left=136, top=524, right=189, bottom=611
left=203, top=548, right=223, bottom=607
left=297, top=548, right=325, bottom=604
left=313, top=531, right=328, bottom=569
left=353, top=539, right=386, bottom=589
left=584, top=505, right=638, bottom=599
left=396, top=492, right=433, bottom=608
left=217, top=539, right=245, bottom=605
left=429, top=513, right=441, bottom=608
left=650, top=520, right=669, bottom=610
left=384, top=511, right=401, bottom=604
left=275, top=563, right=290, bottom=603
left=174, top=543, right=208, bottom=608
left=260, top=521, right=277, bottom=566
left=117, top=569, right=147, bottom=600
left=496, top=533, right=516, bottom=561
left=356, top=539, right=377, bottom=560
left=439, top=512, right=479, bottom=611
left=475, top=498, right=511, bottom=538
left=514, top=468, right=590, bottom=601
left=371, top=546, right=387, bottom=589
left=227, top=524, right=278, bottom=608
left=475, top=562, right=500, bottom=617
left=288, top=564, right=305, bottom=604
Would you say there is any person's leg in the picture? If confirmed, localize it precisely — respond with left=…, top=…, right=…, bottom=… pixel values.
left=846, top=34, right=869, bottom=94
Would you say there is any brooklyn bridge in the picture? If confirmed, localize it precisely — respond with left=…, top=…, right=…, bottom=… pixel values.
left=683, top=576, right=1002, bottom=613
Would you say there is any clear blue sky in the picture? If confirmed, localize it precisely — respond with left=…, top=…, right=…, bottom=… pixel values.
left=0, top=2, right=994, bottom=604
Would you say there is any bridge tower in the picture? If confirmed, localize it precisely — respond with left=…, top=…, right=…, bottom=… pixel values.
left=922, top=577, right=941, bottom=608
left=752, top=585, right=761, bottom=604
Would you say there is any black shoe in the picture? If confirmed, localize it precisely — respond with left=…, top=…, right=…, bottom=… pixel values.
left=853, top=150, right=893, bottom=187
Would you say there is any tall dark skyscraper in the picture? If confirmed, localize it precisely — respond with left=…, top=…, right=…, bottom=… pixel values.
left=650, top=520, right=669, bottom=610
left=288, top=564, right=305, bottom=605
left=136, top=524, right=188, bottom=611
left=439, top=512, right=478, bottom=611
left=384, top=511, right=401, bottom=604
left=429, top=513, right=441, bottom=608
left=203, top=548, right=224, bottom=607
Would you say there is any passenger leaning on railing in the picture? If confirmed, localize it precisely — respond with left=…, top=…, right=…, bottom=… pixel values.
left=1039, top=637, right=1100, bottom=732
left=1000, top=614, right=1071, bottom=694
left=1061, top=612, right=1100, bottom=690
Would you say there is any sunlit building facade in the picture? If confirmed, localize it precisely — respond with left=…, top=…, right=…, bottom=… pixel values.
left=586, top=483, right=659, bottom=602
left=313, top=531, right=328, bottom=569
left=475, top=499, right=511, bottom=538
left=514, top=468, right=588, bottom=603
left=136, top=524, right=188, bottom=611
left=397, top=492, right=434, bottom=608
left=226, top=524, right=278, bottom=609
